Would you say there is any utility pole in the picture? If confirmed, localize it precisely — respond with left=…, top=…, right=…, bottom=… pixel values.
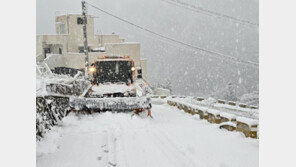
left=82, top=0, right=89, bottom=78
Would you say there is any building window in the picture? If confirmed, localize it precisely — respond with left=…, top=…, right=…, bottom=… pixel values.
left=59, top=48, right=62, bottom=54
left=78, top=46, right=90, bottom=53
left=77, top=17, right=86, bottom=24
left=78, top=46, right=84, bottom=53
left=44, top=48, right=51, bottom=54
left=60, top=23, right=66, bottom=34
left=137, top=68, right=142, bottom=78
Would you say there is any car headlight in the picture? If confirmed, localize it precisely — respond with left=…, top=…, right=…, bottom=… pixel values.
left=89, top=67, right=96, bottom=73
left=131, top=67, right=136, bottom=71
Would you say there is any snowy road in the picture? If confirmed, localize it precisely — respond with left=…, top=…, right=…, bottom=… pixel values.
left=37, top=103, right=258, bottom=167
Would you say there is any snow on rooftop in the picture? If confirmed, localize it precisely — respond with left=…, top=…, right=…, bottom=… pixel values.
left=214, top=103, right=259, bottom=113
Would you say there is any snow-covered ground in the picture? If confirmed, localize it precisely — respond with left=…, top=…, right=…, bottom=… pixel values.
left=37, top=104, right=258, bottom=167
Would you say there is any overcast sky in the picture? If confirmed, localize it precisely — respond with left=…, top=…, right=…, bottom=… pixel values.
left=37, top=0, right=259, bottom=98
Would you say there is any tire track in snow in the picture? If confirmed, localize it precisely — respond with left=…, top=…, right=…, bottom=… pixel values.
left=103, top=113, right=133, bottom=167
left=111, top=113, right=159, bottom=167
left=113, top=114, right=131, bottom=167
left=98, top=131, right=108, bottom=165
left=98, top=128, right=118, bottom=167
left=107, top=128, right=117, bottom=167
left=113, top=111, right=196, bottom=167
left=149, top=129, right=197, bottom=167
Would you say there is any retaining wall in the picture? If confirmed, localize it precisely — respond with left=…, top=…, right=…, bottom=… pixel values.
left=167, top=99, right=259, bottom=139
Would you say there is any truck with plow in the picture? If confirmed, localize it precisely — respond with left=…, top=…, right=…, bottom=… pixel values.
left=69, top=55, right=152, bottom=116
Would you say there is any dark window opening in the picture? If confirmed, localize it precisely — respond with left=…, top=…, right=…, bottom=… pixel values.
left=59, top=48, right=62, bottom=54
left=44, top=48, right=51, bottom=54
left=78, top=46, right=84, bottom=53
left=137, top=68, right=142, bottom=78
left=77, top=17, right=86, bottom=24
left=78, top=46, right=90, bottom=53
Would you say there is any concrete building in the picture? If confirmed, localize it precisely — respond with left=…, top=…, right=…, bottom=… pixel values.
left=36, top=14, right=147, bottom=79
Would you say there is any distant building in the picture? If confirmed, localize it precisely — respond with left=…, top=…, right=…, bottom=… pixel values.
left=36, top=14, right=147, bottom=79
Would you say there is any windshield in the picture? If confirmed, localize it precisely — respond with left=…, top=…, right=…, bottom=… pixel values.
left=93, top=60, right=133, bottom=84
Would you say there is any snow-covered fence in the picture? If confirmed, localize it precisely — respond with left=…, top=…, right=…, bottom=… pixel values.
left=236, top=117, right=259, bottom=138
left=207, top=109, right=221, bottom=124
left=217, top=99, right=226, bottom=104
left=36, top=54, right=45, bottom=62
left=196, top=97, right=204, bottom=101
left=43, top=54, right=65, bottom=70
left=167, top=99, right=259, bottom=139
left=37, top=71, right=91, bottom=97
left=36, top=62, right=53, bottom=77
left=197, top=97, right=259, bottom=110
left=179, top=97, right=259, bottom=120
left=45, top=79, right=90, bottom=96
left=228, top=101, right=236, bottom=106
left=36, top=73, right=91, bottom=139
left=250, top=105, right=258, bottom=109
left=36, top=96, right=70, bottom=140
left=220, top=112, right=236, bottom=123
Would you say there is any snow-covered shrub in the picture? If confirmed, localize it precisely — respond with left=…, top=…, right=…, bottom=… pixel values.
left=36, top=96, right=70, bottom=140
left=36, top=97, right=53, bottom=140
left=239, top=91, right=259, bottom=106
left=203, top=97, right=217, bottom=105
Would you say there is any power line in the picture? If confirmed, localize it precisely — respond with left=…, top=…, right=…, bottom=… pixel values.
left=116, top=22, right=257, bottom=67
left=161, top=0, right=258, bottom=27
left=86, top=2, right=258, bottom=67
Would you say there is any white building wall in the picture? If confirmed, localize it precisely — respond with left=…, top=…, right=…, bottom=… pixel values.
left=36, top=35, right=68, bottom=58
left=37, top=14, right=148, bottom=79
left=140, top=59, right=147, bottom=80
left=105, top=43, right=141, bottom=66
left=62, top=52, right=106, bottom=69
left=95, top=34, right=123, bottom=45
